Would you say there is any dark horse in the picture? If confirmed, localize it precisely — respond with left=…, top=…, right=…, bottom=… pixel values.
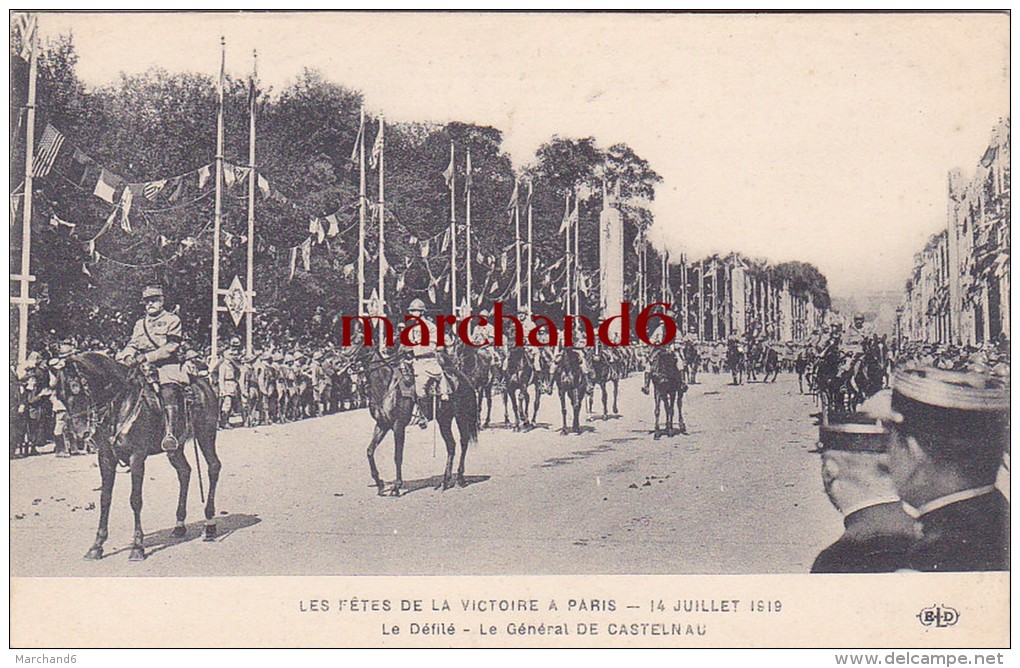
left=54, top=352, right=221, bottom=561
left=554, top=348, right=587, bottom=434
left=588, top=347, right=622, bottom=418
left=502, top=347, right=533, bottom=430
left=726, top=340, right=746, bottom=386
left=648, top=347, right=688, bottom=439
left=363, top=347, right=479, bottom=495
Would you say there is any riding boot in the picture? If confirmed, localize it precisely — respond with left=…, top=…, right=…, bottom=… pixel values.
left=55, top=435, right=69, bottom=458
left=162, top=405, right=180, bottom=451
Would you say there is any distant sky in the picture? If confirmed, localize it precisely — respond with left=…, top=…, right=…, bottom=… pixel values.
left=36, top=11, right=1009, bottom=300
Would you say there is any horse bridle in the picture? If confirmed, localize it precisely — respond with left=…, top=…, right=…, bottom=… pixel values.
left=61, top=359, right=140, bottom=447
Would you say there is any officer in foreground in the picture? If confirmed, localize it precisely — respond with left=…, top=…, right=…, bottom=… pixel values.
left=116, top=285, right=187, bottom=451
left=810, top=414, right=917, bottom=573
left=864, top=366, right=1010, bottom=572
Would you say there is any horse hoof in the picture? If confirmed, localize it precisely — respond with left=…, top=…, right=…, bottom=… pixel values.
left=457, top=476, right=467, bottom=488
left=84, top=547, right=103, bottom=561
left=204, top=524, right=217, bottom=541
left=653, top=433, right=661, bottom=441
left=388, top=487, right=402, bottom=498
left=129, top=548, right=146, bottom=562
left=172, top=525, right=187, bottom=538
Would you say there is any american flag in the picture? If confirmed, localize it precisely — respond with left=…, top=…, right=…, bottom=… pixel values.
left=32, top=124, right=65, bottom=178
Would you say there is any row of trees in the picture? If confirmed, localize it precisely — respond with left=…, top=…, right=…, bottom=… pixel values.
left=10, top=33, right=829, bottom=352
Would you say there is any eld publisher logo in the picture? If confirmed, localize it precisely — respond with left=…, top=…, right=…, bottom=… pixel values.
left=917, top=604, right=959, bottom=628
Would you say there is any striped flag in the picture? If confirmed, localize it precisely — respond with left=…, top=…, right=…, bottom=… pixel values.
left=32, top=124, right=65, bottom=178
left=143, top=179, right=167, bottom=201
left=442, top=143, right=455, bottom=189
left=369, top=117, right=384, bottom=170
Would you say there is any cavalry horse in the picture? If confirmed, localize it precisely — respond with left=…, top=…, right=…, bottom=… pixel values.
left=54, top=352, right=221, bottom=561
left=529, top=349, right=554, bottom=425
left=726, top=340, right=746, bottom=386
left=362, top=347, right=479, bottom=496
left=502, top=347, right=534, bottom=430
left=648, top=347, right=687, bottom=439
left=588, top=347, right=622, bottom=418
left=450, top=343, right=498, bottom=428
left=758, top=344, right=780, bottom=383
left=554, top=348, right=587, bottom=434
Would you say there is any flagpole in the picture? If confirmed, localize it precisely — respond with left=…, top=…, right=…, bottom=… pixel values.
left=358, top=106, right=366, bottom=316
left=563, top=192, right=571, bottom=314
left=681, top=254, right=688, bottom=336
left=514, top=178, right=521, bottom=312
left=527, top=180, right=533, bottom=313
left=211, top=36, right=225, bottom=365
left=449, top=142, right=456, bottom=314
left=377, top=114, right=385, bottom=339
left=14, top=15, right=38, bottom=367
left=465, top=150, right=472, bottom=314
left=698, top=259, right=705, bottom=340
left=245, top=49, right=257, bottom=357
left=573, top=188, right=580, bottom=315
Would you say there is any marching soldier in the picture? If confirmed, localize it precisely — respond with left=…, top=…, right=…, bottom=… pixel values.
left=865, top=366, right=1010, bottom=571
left=215, top=337, right=242, bottom=428
left=115, top=285, right=188, bottom=451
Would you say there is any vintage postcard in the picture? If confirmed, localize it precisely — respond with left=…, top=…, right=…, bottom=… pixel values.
left=8, top=10, right=1011, bottom=652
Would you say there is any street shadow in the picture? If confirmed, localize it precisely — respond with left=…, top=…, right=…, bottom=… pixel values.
left=105, top=513, right=262, bottom=559
left=559, top=425, right=596, bottom=435
left=396, top=474, right=491, bottom=495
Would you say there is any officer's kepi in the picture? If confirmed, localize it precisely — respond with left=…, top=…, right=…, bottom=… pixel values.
left=811, top=412, right=889, bottom=454
left=142, top=285, right=164, bottom=301
left=862, top=366, right=1009, bottom=447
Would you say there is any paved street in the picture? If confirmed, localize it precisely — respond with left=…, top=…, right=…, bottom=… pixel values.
left=10, top=372, right=842, bottom=577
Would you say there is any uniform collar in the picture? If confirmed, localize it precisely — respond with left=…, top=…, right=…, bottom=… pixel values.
left=903, top=485, right=996, bottom=519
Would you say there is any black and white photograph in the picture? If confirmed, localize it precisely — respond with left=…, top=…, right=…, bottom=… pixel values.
left=8, top=11, right=1010, bottom=650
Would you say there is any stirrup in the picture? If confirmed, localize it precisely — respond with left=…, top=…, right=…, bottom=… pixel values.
left=161, top=433, right=179, bottom=452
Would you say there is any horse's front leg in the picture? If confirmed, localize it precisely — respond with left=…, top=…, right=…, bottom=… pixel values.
left=572, top=391, right=583, bottom=434
left=438, top=416, right=457, bottom=490
left=558, top=389, right=568, bottom=434
left=530, top=383, right=541, bottom=424
left=391, top=424, right=406, bottom=497
left=128, top=453, right=147, bottom=561
left=677, top=391, right=688, bottom=434
left=167, top=449, right=191, bottom=538
left=601, top=382, right=609, bottom=417
left=653, top=389, right=662, bottom=440
left=612, top=380, right=619, bottom=414
left=85, top=448, right=117, bottom=560
left=366, top=423, right=389, bottom=496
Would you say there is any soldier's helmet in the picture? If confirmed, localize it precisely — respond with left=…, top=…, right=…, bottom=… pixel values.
left=141, top=285, right=164, bottom=301
left=230, top=336, right=241, bottom=349
left=409, top=298, right=427, bottom=314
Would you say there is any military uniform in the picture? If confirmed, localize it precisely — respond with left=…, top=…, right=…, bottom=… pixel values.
left=810, top=415, right=917, bottom=573
left=904, top=489, right=1009, bottom=572
left=865, top=366, right=1010, bottom=573
left=116, top=286, right=186, bottom=451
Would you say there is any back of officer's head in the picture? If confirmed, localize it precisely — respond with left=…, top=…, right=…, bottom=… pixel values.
left=886, top=367, right=1008, bottom=492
